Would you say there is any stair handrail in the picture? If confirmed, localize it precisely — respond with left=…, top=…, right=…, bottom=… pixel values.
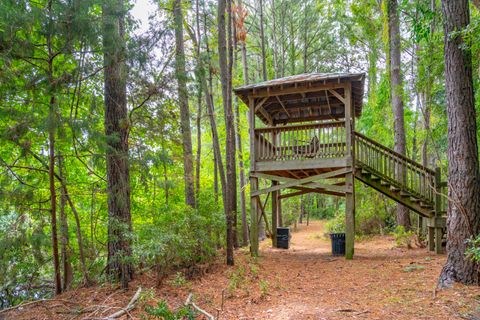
left=353, top=131, right=435, bottom=175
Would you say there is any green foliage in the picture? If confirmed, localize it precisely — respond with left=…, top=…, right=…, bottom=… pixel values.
left=403, top=264, right=425, bottom=273
left=169, top=272, right=188, bottom=288
left=465, top=236, right=480, bottom=264
left=259, top=279, right=269, bottom=299
left=144, top=300, right=195, bottom=320
left=391, top=226, right=415, bottom=249
left=134, top=191, right=224, bottom=275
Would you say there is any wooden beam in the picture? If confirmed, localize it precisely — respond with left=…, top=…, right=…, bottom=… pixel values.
left=255, top=157, right=347, bottom=172
left=251, top=168, right=350, bottom=197
left=275, top=95, right=291, bottom=117
left=250, top=82, right=347, bottom=98
left=328, top=89, right=346, bottom=104
left=254, top=97, right=269, bottom=112
left=257, top=106, right=273, bottom=125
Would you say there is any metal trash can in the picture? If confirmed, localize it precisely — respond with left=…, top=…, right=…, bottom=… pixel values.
left=276, top=227, right=290, bottom=249
left=329, top=233, right=345, bottom=256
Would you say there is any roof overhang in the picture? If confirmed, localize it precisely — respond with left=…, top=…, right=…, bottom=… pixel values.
left=234, top=73, right=365, bottom=125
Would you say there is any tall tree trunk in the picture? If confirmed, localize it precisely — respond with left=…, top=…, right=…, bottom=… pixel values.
left=271, top=0, right=278, bottom=78
left=194, top=0, right=202, bottom=205
left=228, top=1, right=239, bottom=249
left=218, top=0, right=235, bottom=265
left=233, top=1, right=249, bottom=247
left=387, top=0, right=410, bottom=229
left=103, top=0, right=133, bottom=289
left=58, top=155, right=73, bottom=291
left=46, top=0, right=61, bottom=294
left=259, top=0, right=267, bottom=81
left=173, top=0, right=195, bottom=208
left=438, top=0, right=480, bottom=287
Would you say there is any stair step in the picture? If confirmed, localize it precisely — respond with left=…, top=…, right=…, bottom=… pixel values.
left=410, top=197, right=420, bottom=203
left=390, top=185, right=400, bottom=192
left=370, top=174, right=381, bottom=181
left=399, top=190, right=410, bottom=197
left=361, top=169, right=371, bottom=176
left=420, top=202, right=434, bottom=209
left=380, top=180, right=390, bottom=186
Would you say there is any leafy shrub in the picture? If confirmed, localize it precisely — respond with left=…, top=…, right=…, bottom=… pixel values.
left=391, top=226, right=415, bottom=249
left=466, top=235, right=480, bottom=263
left=144, top=300, right=195, bottom=320
left=134, top=191, right=224, bottom=284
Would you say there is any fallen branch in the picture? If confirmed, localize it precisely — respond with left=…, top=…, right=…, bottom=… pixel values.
left=184, top=293, right=215, bottom=320
left=0, top=298, right=78, bottom=315
left=105, top=287, right=142, bottom=319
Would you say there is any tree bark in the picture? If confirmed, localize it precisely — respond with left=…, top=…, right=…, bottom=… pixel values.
left=387, top=0, right=410, bottom=229
left=173, top=0, right=196, bottom=208
left=46, top=0, right=61, bottom=294
left=233, top=1, right=249, bottom=247
left=103, top=0, right=133, bottom=289
left=194, top=0, right=202, bottom=206
left=218, top=0, right=235, bottom=265
left=58, top=155, right=73, bottom=291
left=259, top=0, right=267, bottom=81
left=438, top=0, right=480, bottom=287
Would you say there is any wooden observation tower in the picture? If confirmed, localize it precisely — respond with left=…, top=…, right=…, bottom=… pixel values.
left=234, top=73, right=446, bottom=259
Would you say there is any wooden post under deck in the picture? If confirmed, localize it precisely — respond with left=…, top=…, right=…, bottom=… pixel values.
left=344, top=83, right=355, bottom=260
left=272, top=181, right=278, bottom=247
left=249, top=97, right=259, bottom=256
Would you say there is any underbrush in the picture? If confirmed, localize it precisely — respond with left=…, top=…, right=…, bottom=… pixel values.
left=134, top=192, right=224, bottom=286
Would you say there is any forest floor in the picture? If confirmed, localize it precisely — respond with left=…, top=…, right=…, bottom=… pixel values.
left=3, top=220, right=480, bottom=320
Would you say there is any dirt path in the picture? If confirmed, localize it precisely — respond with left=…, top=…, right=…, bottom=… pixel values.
left=3, top=220, right=479, bottom=319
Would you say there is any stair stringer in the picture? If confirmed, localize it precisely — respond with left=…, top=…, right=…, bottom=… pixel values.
left=354, top=168, right=435, bottom=218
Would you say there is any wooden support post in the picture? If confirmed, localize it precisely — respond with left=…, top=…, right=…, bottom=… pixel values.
left=278, top=193, right=283, bottom=227
left=344, top=82, right=355, bottom=260
left=345, top=171, right=355, bottom=259
left=428, top=227, right=434, bottom=251
left=250, top=178, right=259, bottom=256
left=272, top=181, right=278, bottom=248
left=434, top=167, right=443, bottom=254
left=248, top=96, right=259, bottom=256
left=434, top=227, right=442, bottom=254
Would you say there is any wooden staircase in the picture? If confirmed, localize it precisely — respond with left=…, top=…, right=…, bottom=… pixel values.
left=353, top=132, right=445, bottom=219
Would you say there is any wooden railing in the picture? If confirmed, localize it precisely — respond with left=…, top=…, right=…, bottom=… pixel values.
left=254, top=121, right=346, bottom=161
left=354, top=132, right=436, bottom=203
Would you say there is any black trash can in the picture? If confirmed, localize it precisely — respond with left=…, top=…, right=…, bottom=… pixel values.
left=329, top=233, right=346, bottom=256
left=276, top=227, right=290, bottom=249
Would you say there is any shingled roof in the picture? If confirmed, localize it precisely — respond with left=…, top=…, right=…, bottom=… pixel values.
left=234, top=73, right=365, bottom=125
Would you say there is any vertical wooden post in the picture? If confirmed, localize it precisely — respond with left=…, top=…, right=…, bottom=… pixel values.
left=344, top=82, right=355, bottom=260
left=272, top=181, right=278, bottom=248
left=428, top=227, right=435, bottom=251
left=434, top=167, right=442, bottom=254
left=278, top=193, right=283, bottom=227
left=249, top=97, right=259, bottom=256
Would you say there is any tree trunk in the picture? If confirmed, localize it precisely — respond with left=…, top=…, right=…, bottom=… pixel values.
left=173, top=0, right=195, bottom=208
left=46, top=0, right=61, bottom=294
left=194, top=0, right=202, bottom=205
left=259, top=0, right=267, bottom=81
left=58, top=155, right=73, bottom=291
left=271, top=0, right=278, bottom=78
left=438, top=0, right=480, bottom=287
left=233, top=1, right=249, bottom=247
left=218, top=0, right=235, bottom=265
left=103, top=0, right=133, bottom=289
left=387, top=0, right=410, bottom=229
